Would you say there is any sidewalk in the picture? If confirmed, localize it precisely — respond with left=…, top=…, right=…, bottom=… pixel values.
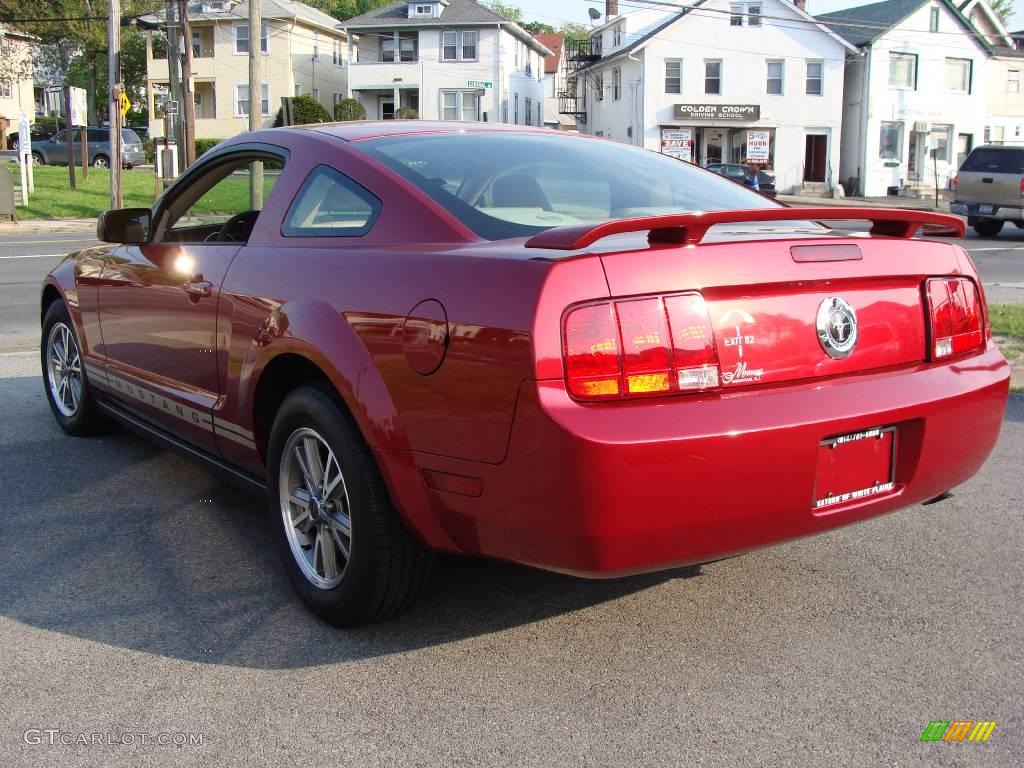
left=0, top=218, right=97, bottom=234
left=778, top=192, right=954, bottom=213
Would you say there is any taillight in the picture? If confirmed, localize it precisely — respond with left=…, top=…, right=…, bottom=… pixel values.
left=952, top=174, right=958, bottom=191
left=563, top=293, right=720, bottom=401
left=926, top=277, right=984, bottom=359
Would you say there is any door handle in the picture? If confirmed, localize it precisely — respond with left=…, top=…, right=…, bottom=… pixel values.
left=183, top=280, right=213, bottom=300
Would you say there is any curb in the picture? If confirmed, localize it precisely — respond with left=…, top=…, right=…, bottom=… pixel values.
left=0, top=219, right=97, bottom=234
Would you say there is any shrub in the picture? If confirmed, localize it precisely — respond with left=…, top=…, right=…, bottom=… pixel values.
left=395, top=106, right=419, bottom=119
left=274, top=94, right=332, bottom=127
left=194, top=138, right=222, bottom=156
left=334, top=98, right=367, bottom=121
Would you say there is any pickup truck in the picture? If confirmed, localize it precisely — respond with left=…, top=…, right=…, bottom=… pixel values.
left=951, top=145, right=1024, bottom=236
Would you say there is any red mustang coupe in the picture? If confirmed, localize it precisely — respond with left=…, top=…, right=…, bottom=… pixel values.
left=41, top=122, right=1009, bottom=625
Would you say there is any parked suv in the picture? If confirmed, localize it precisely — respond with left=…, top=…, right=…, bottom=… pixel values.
left=951, top=145, right=1024, bottom=236
left=30, top=126, right=145, bottom=169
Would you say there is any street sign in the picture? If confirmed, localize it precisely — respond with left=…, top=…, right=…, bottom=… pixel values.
left=119, top=92, right=132, bottom=119
left=467, top=80, right=492, bottom=89
left=166, top=100, right=179, bottom=116
left=69, top=86, right=88, bottom=127
left=746, top=130, right=770, bottom=162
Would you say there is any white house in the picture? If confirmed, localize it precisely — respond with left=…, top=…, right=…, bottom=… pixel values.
left=339, top=0, right=550, bottom=124
left=567, top=0, right=853, bottom=194
left=818, top=0, right=991, bottom=196
left=958, top=0, right=1024, bottom=145
left=0, top=26, right=35, bottom=139
left=536, top=32, right=575, bottom=129
left=142, top=0, right=349, bottom=138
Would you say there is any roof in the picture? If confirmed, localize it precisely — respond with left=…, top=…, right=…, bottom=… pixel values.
left=817, top=0, right=992, bottom=52
left=339, top=0, right=551, bottom=54
left=138, top=0, right=344, bottom=35
left=536, top=32, right=563, bottom=74
left=590, top=0, right=855, bottom=68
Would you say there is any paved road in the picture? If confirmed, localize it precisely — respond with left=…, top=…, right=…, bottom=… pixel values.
left=0, top=229, right=1022, bottom=767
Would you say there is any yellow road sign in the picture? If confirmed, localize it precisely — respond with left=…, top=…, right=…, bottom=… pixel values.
left=119, top=92, right=131, bottom=119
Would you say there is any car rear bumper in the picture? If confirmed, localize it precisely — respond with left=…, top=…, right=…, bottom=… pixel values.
left=410, top=346, right=1010, bottom=576
left=951, top=201, right=1024, bottom=220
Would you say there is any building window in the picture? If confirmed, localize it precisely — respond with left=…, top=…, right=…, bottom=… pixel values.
left=235, top=23, right=268, bottom=54
left=312, top=87, right=320, bottom=103
left=931, top=124, right=952, bottom=162
left=415, top=3, right=432, bottom=14
left=525, top=97, right=532, bottom=126
left=879, top=121, right=902, bottom=160
left=665, top=59, right=681, bottom=94
left=1010, top=69, right=1020, bottom=93
left=461, top=30, right=478, bottom=60
left=612, top=67, right=621, bottom=100
left=730, top=3, right=760, bottom=25
left=381, top=33, right=417, bottom=62
left=730, top=3, right=743, bottom=25
left=0, top=80, right=12, bottom=98
left=888, top=52, right=917, bottom=89
left=805, top=60, right=823, bottom=95
left=514, top=92, right=519, bottom=122
left=295, top=84, right=302, bottom=96
left=766, top=59, right=783, bottom=94
left=442, top=30, right=457, bottom=60
left=705, top=60, right=722, bottom=94
left=192, top=31, right=202, bottom=59
left=235, top=83, right=270, bottom=116
left=594, top=73, right=603, bottom=101
left=592, top=34, right=602, bottom=56
left=748, top=4, right=761, bottom=25
left=945, top=57, right=972, bottom=93
left=333, top=39, right=341, bottom=66
left=929, top=7, right=939, bottom=32
left=612, top=24, right=622, bottom=46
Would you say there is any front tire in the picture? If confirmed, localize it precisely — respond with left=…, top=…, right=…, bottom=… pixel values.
left=41, top=301, right=110, bottom=435
left=31, top=152, right=43, bottom=166
left=974, top=220, right=1003, bottom=237
left=267, top=386, right=433, bottom=626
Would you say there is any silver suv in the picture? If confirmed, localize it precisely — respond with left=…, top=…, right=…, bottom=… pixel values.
left=951, top=145, right=1024, bottom=237
left=29, top=126, right=145, bottom=170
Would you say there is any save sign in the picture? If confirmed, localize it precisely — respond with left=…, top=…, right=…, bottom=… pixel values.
left=746, top=131, right=770, bottom=163
left=661, top=128, right=693, bottom=162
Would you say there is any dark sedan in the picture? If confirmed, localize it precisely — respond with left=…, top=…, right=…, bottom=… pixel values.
left=705, top=162, right=777, bottom=197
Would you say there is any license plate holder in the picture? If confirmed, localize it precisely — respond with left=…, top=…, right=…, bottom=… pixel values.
left=814, top=427, right=896, bottom=510
left=979, top=204, right=994, bottom=214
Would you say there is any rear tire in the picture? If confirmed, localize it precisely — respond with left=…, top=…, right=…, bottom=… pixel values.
left=92, top=154, right=110, bottom=168
left=41, top=301, right=111, bottom=436
left=974, top=220, right=1003, bottom=237
left=267, top=385, right=433, bottom=626
left=31, top=152, right=43, bottom=166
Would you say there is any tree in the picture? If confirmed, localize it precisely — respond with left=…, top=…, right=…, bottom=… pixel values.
left=520, top=21, right=556, bottom=35
left=989, top=0, right=1014, bottom=26
left=274, top=94, right=332, bottom=126
left=488, top=1, right=523, bottom=24
left=334, top=98, right=366, bottom=121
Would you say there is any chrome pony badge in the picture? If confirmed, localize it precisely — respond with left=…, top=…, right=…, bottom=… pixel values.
left=816, top=297, right=858, bottom=359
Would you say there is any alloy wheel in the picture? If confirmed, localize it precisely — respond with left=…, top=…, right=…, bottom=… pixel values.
left=46, top=322, right=82, bottom=417
left=278, top=427, right=353, bottom=589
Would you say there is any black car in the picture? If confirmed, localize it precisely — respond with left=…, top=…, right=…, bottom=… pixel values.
left=705, top=163, right=777, bottom=198
left=6, top=122, right=59, bottom=151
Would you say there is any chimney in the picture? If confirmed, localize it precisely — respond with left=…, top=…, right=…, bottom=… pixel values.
left=606, top=0, right=618, bottom=18
left=794, top=0, right=806, bottom=10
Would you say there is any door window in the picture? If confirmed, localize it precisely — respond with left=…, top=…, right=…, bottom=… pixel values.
left=156, top=153, right=285, bottom=243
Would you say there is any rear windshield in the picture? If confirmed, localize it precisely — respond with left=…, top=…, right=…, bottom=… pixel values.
left=356, top=132, right=778, bottom=241
left=960, top=147, right=1024, bottom=173
left=122, top=129, right=142, bottom=144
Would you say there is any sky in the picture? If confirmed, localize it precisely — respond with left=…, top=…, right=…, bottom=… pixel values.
left=510, top=0, right=1022, bottom=36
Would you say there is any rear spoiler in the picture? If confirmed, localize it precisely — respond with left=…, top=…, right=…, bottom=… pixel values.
left=523, top=207, right=965, bottom=251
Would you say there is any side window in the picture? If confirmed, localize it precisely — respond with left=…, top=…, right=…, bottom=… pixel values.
left=87, top=128, right=107, bottom=142
left=158, top=153, right=285, bottom=243
left=283, top=165, right=380, bottom=237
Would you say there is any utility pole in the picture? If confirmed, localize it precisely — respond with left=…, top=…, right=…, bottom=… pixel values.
left=179, top=0, right=196, bottom=167
left=109, top=0, right=123, bottom=208
left=165, top=0, right=182, bottom=169
left=249, top=0, right=263, bottom=209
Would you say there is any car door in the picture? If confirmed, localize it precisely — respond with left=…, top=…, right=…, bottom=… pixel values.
left=95, top=147, right=286, bottom=453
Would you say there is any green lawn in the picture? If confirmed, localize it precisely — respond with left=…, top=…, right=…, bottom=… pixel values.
left=12, top=165, right=278, bottom=220
left=989, top=304, right=1024, bottom=393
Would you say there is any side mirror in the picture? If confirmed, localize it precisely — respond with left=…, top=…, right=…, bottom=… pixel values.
left=97, top=208, right=151, bottom=245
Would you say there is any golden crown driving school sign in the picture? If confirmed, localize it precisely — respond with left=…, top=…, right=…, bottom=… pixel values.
left=673, top=104, right=760, bottom=121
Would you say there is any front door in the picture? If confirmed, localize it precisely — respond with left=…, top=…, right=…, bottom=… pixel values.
left=95, top=151, right=283, bottom=453
left=957, top=133, right=973, bottom=168
left=703, top=128, right=725, bottom=165
left=379, top=97, right=395, bottom=120
left=908, top=131, right=926, bottom=182
left=804, top=134, right=827, bottom=182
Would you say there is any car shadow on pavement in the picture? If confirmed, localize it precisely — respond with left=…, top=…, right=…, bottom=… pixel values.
left=0, top=375, right=697, bottom=669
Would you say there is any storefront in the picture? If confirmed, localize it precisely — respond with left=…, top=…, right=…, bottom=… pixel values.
left=659, top=105, right=776, bottom=168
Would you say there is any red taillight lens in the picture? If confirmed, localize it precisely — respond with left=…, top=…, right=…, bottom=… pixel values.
left=951, top=174, right=958, bottom=191
left=563, top=293, right=720, bottom=401
left=926, top=277, right=984, bottom=359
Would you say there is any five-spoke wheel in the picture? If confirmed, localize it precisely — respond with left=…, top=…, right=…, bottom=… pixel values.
left=46, top=322, right=83, bottom=417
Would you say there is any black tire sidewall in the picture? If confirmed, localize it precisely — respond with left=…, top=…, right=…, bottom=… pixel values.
left=266, top=386, right=394, bottom=625
left=40, top=301, right=106, bottom=435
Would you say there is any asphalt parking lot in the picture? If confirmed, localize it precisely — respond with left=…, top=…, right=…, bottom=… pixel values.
left=0, top=231, right=1022, bottom=767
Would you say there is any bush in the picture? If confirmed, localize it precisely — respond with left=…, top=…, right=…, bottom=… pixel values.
left=194, top=138, right=222, bottom=156
left=142, top=138, right=154, bottom=164
left=274, top=94, right=332, bottom=127
left=395, top=106, right=418, bottom=119
left=334, top=98, right=366, bottom=122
